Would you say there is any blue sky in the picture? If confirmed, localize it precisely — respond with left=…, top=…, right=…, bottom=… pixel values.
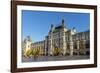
left=22, top=10, right=90, bottom=42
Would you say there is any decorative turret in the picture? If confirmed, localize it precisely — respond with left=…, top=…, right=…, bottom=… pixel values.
left=27, top=36, right=32, bottom=42
left=23, top=36, right=32, bottom=57
left=72, top=27, right=76, bottom=33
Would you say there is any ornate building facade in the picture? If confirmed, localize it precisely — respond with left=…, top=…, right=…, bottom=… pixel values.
left=23, top=19, right=90, bottom=56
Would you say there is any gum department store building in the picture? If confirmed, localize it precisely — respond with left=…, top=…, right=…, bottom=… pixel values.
left=23, top=19, right=90, bottom=56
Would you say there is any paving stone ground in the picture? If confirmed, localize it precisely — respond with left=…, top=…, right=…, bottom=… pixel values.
left=22, top=55, right=90, bottom=62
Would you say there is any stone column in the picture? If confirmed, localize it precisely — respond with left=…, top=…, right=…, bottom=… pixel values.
left=77, top=41, right=80, bottom=55
left=70, top=41, right=73, bottom=56
left=50, top=34, right=53, bottom=56
left=70, top=35, right=73, bottom=56
left=62, top=31, right=66, bottom=55
left=83, top=40, right=86, bottom=54
left=44, top=39, right=47, bottom=56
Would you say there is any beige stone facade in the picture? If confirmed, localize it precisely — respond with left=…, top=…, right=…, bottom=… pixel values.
left=23, top=19, right=90, bottom=56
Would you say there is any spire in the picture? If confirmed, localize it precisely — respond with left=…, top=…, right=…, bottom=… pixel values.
left=51, top=24, right=54, bottom=29
left=62, top=18, right=65, bottom=27
left=50, top=24, right=54, bottom=32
